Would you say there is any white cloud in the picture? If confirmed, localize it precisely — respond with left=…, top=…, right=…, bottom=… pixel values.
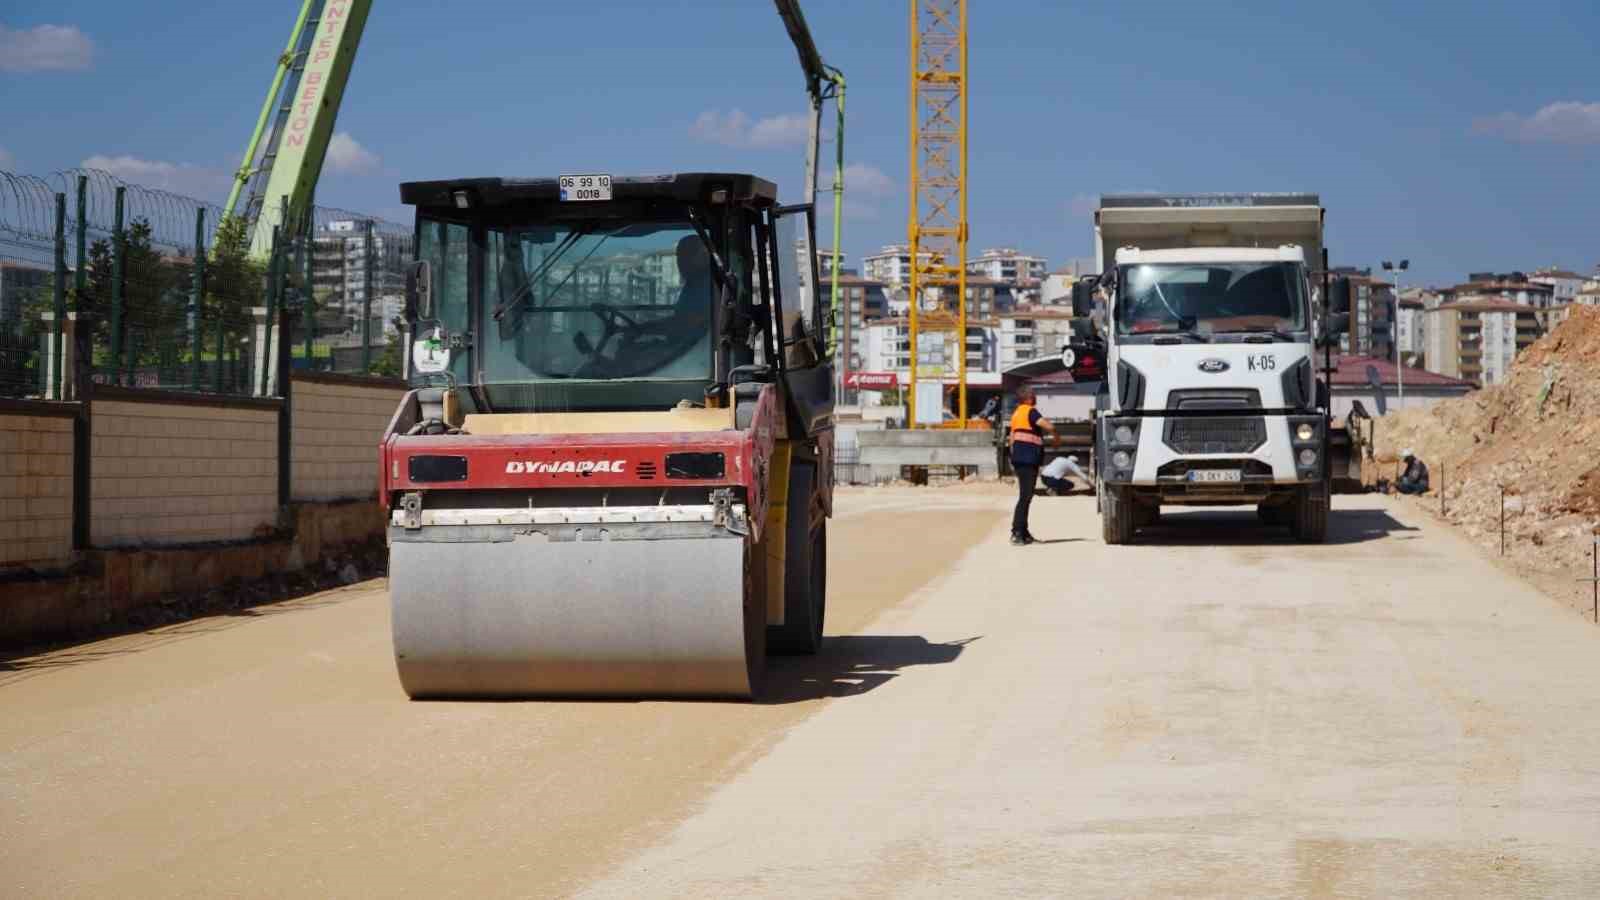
left=1473, top=101, right=1600, bottom=145
left=0, top=146, right=15, bottom=170
left=831, top=162, right=895, bottom=198
left=79, top=154, right=233, bottom=201
left=690, top=109, right=750, bottom=147
left=690, top=109, right=811, bottom=149
left=746, top=113, right=811, bottom=149
left=0, top=24, right=94, bottom=72
left=819, top=163, right=897, bottom=222
left=325, top=132, right=381, bottom=175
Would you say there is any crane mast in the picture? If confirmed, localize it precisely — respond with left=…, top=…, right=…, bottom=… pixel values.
left=908, top=0, right=968, bottom=426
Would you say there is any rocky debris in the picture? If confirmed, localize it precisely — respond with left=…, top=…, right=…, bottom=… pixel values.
left=1376, top=306, right=1600, bottom=609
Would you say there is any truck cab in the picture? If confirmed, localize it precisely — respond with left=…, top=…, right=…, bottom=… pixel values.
left=1080, top=194, right=1338, bottom=543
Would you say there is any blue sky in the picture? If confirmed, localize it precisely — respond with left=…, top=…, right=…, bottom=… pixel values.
left=3, top=0, right=1596, bottom=287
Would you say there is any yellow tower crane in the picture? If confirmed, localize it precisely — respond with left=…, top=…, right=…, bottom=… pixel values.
left=907, top=0, right=968, bottom=428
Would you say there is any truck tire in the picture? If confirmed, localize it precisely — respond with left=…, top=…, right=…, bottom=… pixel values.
left=769, top=461, right=826, bottom=654
left=1291, top=480, right=1330, bottom=543
left=1101, top=484, right=1136, bottom=545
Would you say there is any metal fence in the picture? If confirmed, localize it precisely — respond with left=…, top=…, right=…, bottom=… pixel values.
left=291, top=205, right=413, bottom=380
left=0, top=168, right=410, bottom=399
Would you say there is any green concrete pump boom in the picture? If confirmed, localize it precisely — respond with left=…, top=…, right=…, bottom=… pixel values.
left=223, top=0, right=832, bottom=301
left=773, top=0, right=847, bottom=357
left=223, top=0, right=373, bottom=260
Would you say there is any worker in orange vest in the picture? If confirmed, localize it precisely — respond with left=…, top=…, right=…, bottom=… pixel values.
left=1008, top=386, right=1057, bottom=545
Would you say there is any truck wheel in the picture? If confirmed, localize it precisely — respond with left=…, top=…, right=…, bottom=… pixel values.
left=1291, top=480, right=1330, bottom=543
left=1101, top=484, right=1136, bottom=545
left=769, top=461, right=826, bottom=654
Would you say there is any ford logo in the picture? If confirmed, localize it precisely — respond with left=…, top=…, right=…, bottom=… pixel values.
left=1197, top=358, right=1230, bottom=374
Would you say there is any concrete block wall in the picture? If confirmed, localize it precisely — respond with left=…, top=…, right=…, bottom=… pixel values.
left=91, top=398, right=279, bottom=546
left=290, top=375, right=405, bottom=501
left=857, top=429, right=1000, bottom=481
left=0, top=412, right=75, bottom=567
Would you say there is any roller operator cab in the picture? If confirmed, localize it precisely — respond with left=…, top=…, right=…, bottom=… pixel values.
left=380, top=174, right=834, bottom=699
left=1077, top=194, right=1345, bottom=544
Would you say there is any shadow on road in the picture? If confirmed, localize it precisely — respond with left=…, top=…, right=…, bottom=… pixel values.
left=1139, top=507, right=1419, bottom=547
left=761, top=635, right=979, bottom=705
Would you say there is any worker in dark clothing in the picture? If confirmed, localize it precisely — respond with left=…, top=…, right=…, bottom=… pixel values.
left=1397, top=448, right=1430, bottom=495
left=1008, top=386, right=1056, bottom=545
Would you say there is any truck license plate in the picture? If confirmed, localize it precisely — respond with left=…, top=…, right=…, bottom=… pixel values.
left=1187, top=469, right=1241, bottom=483
left=559, top=174, right=612, bottom=201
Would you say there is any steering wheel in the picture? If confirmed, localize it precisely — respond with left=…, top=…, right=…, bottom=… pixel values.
left=572, top=302, right=700, bottom=379
left=578, top=303, right=643, bottom=360
left=591, top=304, right=641, bottom=337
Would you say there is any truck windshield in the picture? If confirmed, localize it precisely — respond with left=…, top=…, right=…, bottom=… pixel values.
left=1116, top=262, right=1306, bottom=338
left=484, top=220, right=715, bottom=382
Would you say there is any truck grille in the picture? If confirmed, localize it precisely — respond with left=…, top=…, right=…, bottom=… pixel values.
left=1163, top=417, right=1267, bottom=454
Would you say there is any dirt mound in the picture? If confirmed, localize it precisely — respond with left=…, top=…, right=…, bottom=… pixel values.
left=1375, top=305, right=1600, bottom=607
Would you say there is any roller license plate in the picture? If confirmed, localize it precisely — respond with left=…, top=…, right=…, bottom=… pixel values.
left=559, top=174, right=612, bottom=201
left=1187, top=469, right=1241, bottom=483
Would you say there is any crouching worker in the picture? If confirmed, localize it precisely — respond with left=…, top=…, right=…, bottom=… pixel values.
left=1041, top=454, right=1090, bottom=496
left=1008, top=387, right=1056, bottom=545
left=1397, top=448, right=1429, bottom=495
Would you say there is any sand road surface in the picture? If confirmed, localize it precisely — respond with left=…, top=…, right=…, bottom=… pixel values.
left=5, top=487, right=1600, bottom=897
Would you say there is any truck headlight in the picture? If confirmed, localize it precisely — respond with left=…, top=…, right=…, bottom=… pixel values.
left=1112, top=450, right=1132, bottom=469
left=1298, top=448, right=1317, bottom=466
left=1114, top=425, right=1135, bottom=445
left=1295, top=423, right=1315, bottom=442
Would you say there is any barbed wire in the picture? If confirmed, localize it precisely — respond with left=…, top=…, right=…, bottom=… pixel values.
left=0, top=167, right=409, bottom=262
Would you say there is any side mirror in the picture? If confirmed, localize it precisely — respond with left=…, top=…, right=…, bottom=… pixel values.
left=1326, top=276, right=1352, bottom=315
left=1318, top=313, right=1350, bottom=347
left=1070, top=279, right=1096, bottom=318
left=407, top=260, right=434, bottom=321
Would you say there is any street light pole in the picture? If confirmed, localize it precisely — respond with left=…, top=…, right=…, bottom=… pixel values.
left=1383, top=259, right=1410, bottom=407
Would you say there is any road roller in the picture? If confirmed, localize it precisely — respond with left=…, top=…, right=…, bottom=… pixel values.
left=379, top=173, right=834, bottom=698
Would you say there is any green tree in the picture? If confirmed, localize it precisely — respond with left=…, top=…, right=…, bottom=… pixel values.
left=207, top=215, right=266, bottom=390
left=370, top=323, right=404, bottom=378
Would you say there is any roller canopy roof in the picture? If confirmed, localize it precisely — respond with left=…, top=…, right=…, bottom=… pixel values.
left=401, top=173, right=779, bottom=208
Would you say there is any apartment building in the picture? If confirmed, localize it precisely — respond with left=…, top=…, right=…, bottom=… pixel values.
left=994, top=310, right=1075, bottom=371
left=814, top=250, right=849, bottom=280
left=1396, top=291, right=1426, bottom=365
left=1327, top=269, right=1395, bottom=358
left=1529, top=268, right=1586, bottom=305
left=313, top=221, right=411, bottom=338
left=965, top=247, right=1048, bottom=284
left=834, top=274, right=891, bottom=394
left=1441, top=274, right=1555, bottom=309
left=1424, top=296, right=1542, bottom=386
left=861, top=244, right=932, bottom=290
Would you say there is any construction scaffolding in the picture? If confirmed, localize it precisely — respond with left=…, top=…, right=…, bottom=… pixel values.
left=907, top=0, right=968, bottom=426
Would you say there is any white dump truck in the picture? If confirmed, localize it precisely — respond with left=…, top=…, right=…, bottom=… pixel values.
left=1071, top=193, right=1358, bottom=544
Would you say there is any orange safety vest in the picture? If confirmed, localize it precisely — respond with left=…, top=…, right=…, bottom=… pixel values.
left=1009, top=403, right=1043, bottom=446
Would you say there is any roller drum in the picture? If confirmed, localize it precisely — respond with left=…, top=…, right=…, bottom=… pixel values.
left=390, top=525, right=760, bottom=698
